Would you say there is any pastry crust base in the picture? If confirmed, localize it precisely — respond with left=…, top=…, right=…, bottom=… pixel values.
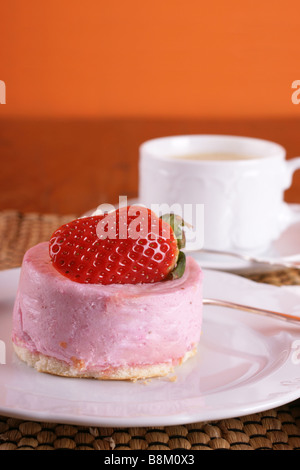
left=12, top=343, right=197, bottom=381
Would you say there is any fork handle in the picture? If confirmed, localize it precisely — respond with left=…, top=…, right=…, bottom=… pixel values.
left=203, top=298, right=300, bottom=325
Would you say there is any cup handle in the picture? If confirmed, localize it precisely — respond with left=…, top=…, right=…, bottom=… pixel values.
left=278, top=157, right=300, bottom=229
left=286, top=157, right=300, bottom=176
left=286, top=157, right=300, bottom=218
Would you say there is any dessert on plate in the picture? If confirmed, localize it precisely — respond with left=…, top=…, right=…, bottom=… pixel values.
left=12, top=205, right=203, bottom=380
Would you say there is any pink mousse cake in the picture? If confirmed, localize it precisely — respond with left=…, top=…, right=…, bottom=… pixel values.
left=12, top=242, right=203, bottom=380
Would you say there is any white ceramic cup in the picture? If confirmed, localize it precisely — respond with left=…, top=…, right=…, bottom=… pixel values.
left=138, top=135, right=300, bottom=252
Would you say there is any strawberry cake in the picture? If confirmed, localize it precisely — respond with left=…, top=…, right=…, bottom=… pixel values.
left=12, top=206, right=203, bottom=380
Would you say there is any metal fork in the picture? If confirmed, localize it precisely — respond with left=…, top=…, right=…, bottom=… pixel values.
left=203, top=298, right=300, bottom=325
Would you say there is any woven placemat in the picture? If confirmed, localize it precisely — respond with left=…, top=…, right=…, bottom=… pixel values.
left=1, top=209, right=300, bottom=451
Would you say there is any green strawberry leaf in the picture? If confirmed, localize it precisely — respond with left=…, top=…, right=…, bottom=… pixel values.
left=160, top=213, right=186, bottom=250
left=167, top=251, right=186, bottom=280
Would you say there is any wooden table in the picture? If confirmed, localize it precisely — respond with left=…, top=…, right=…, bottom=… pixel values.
left=1, top=118, right=300, bottom=215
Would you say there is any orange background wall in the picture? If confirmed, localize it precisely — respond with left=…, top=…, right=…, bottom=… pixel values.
left=1, top=0, right=300, bottom=119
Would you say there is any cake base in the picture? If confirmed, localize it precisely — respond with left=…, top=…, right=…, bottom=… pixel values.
left=13, top=343, right=197, bottom=381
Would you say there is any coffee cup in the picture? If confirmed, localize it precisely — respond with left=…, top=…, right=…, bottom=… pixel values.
left=138, top=135, right=300, bottom=252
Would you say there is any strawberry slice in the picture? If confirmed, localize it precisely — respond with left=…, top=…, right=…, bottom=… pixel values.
left=49, top=205, right=186, bottom=285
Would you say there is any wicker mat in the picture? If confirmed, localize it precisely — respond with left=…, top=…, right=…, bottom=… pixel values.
left=1, top=209, right=300, bottom=451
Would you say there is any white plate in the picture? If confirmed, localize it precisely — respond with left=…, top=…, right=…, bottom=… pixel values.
left=85, top=202, right=300, bottom=273
left=0, top=267, right=300, bottom=427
